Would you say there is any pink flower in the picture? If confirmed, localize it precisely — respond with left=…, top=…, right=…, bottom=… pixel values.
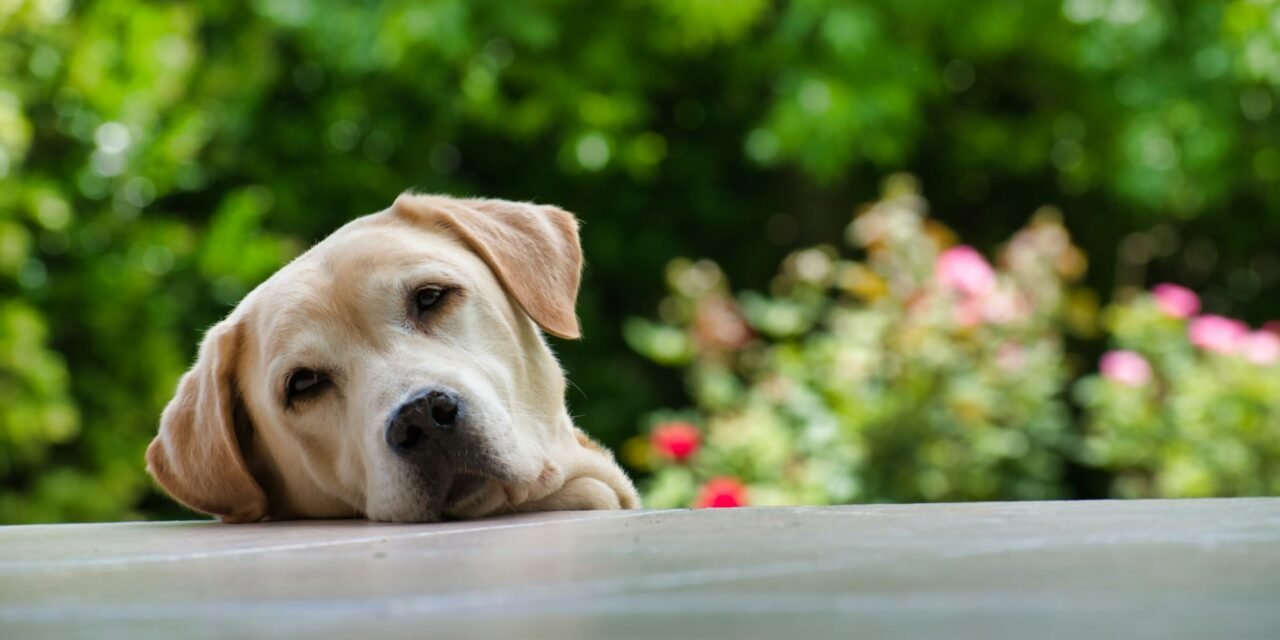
left=982, top=288, right=1030, bottom=324
left=1099, top=350, right=1153, bottom=387
left=650, top=422, right=701, bottom=463
left=935, top=246, right=997, bottom=297
left=952, top=296, right=985, bottom=328
left=1241, top=331, right=1280, bottom=366
left=995, top=343, right=1026, bottom=372
left=1151, top=283, right=1200, bottom=319
left=694, top=477, right=748, bottom=509
left=1188, top=315, right=1249, bottom=354
left=1264, top=321, right=1280, bottom=336
left=694, top=296, right=752, bottom=351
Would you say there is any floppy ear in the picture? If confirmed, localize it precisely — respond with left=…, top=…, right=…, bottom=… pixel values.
left=146, top=320, right=268, bottom=523
left=391, top=194, right=584, bottom=339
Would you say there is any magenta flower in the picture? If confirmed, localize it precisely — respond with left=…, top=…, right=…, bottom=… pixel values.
left=694, top=477, right=748, bottom=509
left=1187, top=315, right=1249, bottom=354
left=650, top=421, right=701, bottom=462
left=1099, top=350, right=1153, bottom=387
left=1151, top=283, right=1200, bottom=319
left=936, top=245, right=997, bottom=297
left=1241, top=331, right=1280, bottom=366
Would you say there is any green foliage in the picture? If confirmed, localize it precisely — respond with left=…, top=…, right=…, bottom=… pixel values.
left=1, top=1, right=1278, bottom=521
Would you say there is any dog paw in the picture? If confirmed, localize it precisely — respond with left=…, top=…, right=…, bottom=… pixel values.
left=521, top=476, right=621, bottom=512
left=503, top=460, right=563, bottom=506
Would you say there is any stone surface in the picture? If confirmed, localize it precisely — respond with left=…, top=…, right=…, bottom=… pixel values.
left=1, top=499, right=1278, bottom=639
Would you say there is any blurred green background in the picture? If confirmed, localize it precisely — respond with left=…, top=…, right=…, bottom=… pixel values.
left=2, top=0, right=1278, bottom=522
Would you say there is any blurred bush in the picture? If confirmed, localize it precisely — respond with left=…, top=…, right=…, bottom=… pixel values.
left=2, top=0, right=1279, bottom=521
left=630, top=177, right=1280, bottom=508
left=1078, top=291, right=1280, bottom=498
left=631, top=176, right=1086, bottom=506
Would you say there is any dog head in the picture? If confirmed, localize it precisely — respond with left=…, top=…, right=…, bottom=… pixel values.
left=147, top=194, right=638, bottom=522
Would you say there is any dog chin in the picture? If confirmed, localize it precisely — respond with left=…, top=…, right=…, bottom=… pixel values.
left=363, top=476, right=508, bottom=523
left=442, top=478, right=511, bottom=519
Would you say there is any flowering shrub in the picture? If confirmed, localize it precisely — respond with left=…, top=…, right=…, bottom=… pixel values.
left=626, top=175, right=1092, bottom=508
left=628, top=176, right=1280, bottom=508
left=1076, top=290, right=1280, bottom=498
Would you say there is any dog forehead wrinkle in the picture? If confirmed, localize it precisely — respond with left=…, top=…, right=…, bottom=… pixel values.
left=323, top=220, right=457, bottom=277
left=270, top=246, right=407, bottom=355
left=250, top=283, right=368, bottom=380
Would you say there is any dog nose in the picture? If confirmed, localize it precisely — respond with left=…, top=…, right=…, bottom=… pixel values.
left=386, top=387, right=465, bottom=451
left=425, top=389, right=459, bottom=430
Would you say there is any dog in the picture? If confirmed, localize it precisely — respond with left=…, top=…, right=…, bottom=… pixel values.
left=146, top=194, right=639, bottom=522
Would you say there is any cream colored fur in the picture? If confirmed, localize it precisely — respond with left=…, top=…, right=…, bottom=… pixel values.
left=147, top=194, right=639, bottom=522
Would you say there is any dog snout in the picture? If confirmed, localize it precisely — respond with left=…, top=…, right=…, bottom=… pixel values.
left=386, top=386, right=466, bottom=452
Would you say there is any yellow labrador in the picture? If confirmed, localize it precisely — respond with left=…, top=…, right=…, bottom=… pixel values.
left=147, top=194, right=639, bottom=522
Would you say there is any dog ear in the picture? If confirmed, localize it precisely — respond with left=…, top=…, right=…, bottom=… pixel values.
left=146, top=320, right=268, bottom=523
left=392, top=194, right=584, bottom=339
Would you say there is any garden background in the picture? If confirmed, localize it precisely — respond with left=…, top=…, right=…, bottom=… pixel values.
left=2, top=0, right=1278, bottom=522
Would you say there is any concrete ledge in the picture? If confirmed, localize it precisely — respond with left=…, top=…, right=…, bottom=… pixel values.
left=2, top=499, right=1278, bottom=639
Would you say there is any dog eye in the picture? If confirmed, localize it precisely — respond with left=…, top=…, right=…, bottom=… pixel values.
left=415, top=286, right=447, bottom=314
left=285, top=369, right=331, bottom=405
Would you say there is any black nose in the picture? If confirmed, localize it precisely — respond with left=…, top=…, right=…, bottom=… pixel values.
left=386, top=387, right=464, bottom=451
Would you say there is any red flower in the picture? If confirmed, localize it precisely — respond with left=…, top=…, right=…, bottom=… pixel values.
left=650, top=422, right=701, bottom=462
left=694, top=477, right=748, bottom=508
